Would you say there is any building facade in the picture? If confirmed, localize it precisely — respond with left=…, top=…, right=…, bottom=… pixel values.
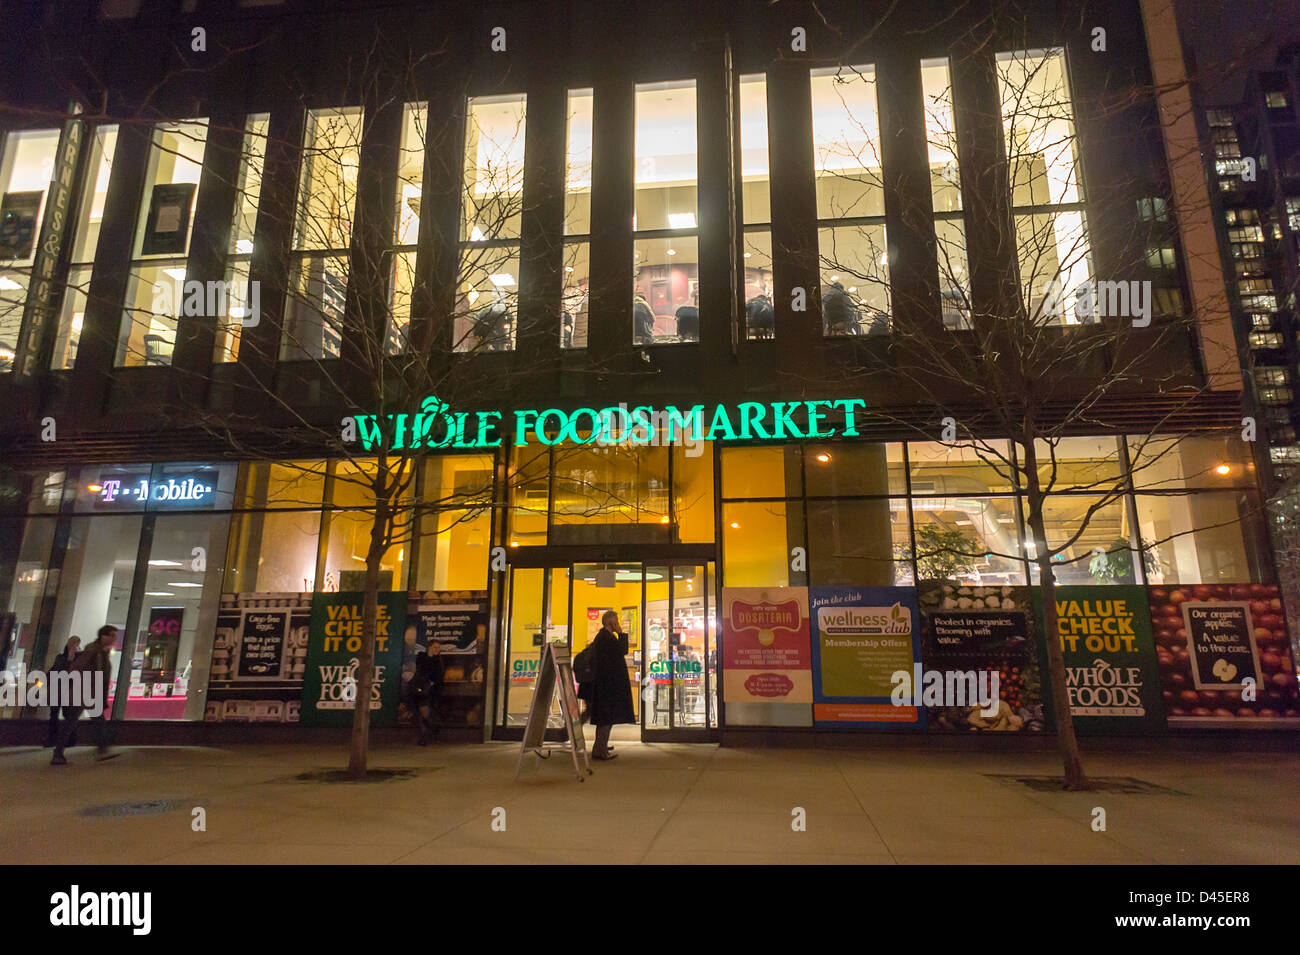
left=1, top=0, right=1295, bottom=743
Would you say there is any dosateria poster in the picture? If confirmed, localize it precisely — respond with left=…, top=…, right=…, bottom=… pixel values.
left=810, top=586, right=925, bottom=729
left=1150, top=583, right=1300, bottom=726
left=301, top=591, right=407, bottom=727
left=721, top=586, right=812, bottom=710
left=1035, top=585, right=1164, bottom=734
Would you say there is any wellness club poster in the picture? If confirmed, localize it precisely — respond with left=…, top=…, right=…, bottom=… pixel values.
left=810, top=587, right=925, bottom=729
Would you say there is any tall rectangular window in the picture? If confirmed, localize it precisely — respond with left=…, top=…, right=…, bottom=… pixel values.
left=457, top=93, right=526, bottom=352
left=921, top=59, right=971, bottom=330
left=996, top=48, right=1091, bottom=325
left=562, top=88, right=592, bottom=349
left=633, top=80, right=699, bottom=345
left=213, top=113, right=269, bottom=363
left=0, top=129, right=62, bottom=373
left=388, top=103, right=426, bottom=354
left=282, top=107, right=363, bottom=361
left=51, top=125, right=118, bottom=370
left=117, top=119, right=208, bottom=366
left=811, top=65, right=890, bottom=336
left=739, top=74, right=774, bottom=340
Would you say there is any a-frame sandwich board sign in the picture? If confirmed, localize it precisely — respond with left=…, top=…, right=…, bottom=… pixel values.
left=514, top=640, right=592, bottom=781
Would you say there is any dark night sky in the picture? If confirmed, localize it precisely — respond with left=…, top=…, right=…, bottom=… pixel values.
left=1176, top=0, right=1300, bottom=103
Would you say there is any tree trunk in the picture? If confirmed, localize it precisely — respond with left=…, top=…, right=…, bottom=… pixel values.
left=346, top=495, right=391, bottom=780
left=1021, top=441, right=1091, bottom=791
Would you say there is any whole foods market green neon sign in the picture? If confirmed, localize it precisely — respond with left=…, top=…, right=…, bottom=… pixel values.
left=351, top=395, right=869, bottom=451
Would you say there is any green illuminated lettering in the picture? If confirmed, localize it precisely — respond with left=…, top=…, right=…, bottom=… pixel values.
left=477, top=411, right=503, bottom=447
left=515, top=410, right=539, bottom=446
left=736, top=402, right=770, bottom=440
left=769, top=402, right=804, bottom=439
left=536, top=409, right=566, bottom=445
left=662, top=405, right=706, bottom=443
left=805, top=400, right=835, bottom=438
left=354, top=415, right=382, bottom=450
left=707, top=404, right=737, bottom=441
left=834, top=398, right=867, bottom=436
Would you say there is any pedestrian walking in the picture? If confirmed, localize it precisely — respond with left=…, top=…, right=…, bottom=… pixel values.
left=51, top=624, right=118, bottom=766
left=44, top=636, right=81, bottom=748
left=577, top=610, right=635, bottom=760
left=410, top=641, right=443, bottom=746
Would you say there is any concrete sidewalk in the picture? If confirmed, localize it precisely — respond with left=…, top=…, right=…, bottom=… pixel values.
left=1, top=741, right=1296, bottom=864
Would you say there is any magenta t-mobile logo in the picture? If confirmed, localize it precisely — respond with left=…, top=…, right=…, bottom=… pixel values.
left=99, top=479, right=122, bottom=502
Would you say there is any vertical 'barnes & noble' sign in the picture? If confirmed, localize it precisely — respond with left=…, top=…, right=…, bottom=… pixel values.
left=1038, top=585, right=1164, bottom=734
left=13, top=103, right=84, bottom=378
left=301, top=592, right=406, bottom=726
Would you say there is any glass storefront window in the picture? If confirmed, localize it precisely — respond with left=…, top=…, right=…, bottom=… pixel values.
left=225, top=509, right=321, bottom=593
left=808, top=499, right=912, bottom=586
left=0, top=516, right=57, bottom=679
left=738, top=74, right=770, bottom=226
left=1015, top=209, right=1092, bottom=325
left=126, top=512, right=230, bottom=720
left=935, top=217, right=971, bottom=329
left=721, top=445, right=802, bottom=499
left=47, top=514, right=142, bottom=705
left=414, top=454, right=493, bottom=591
left=722, top=501, right=805, bottom=587
left=907, top=441, right=1015, bottom=494
left=742, top=230, right=774, bottom=340
left=1028, top=495, right=1132, bottom=585
left=910, top=495, right=1022, bottom=584
left=805, top=442, right=904, bottom=496
left=921, top=59, right=960, bottom=212
left=455, top=243, right=518, bottom=352
left=672, top=442, right=715, bottom=543
left=1128, top=434, right=1256, bottom=491
left=507, top=445, right=549, bottom=547
left=1135, top=492, right=1269, bottom=584
left=996, top=48, right=1081, bottom=207
left=551, top=444, right=671, bottom=544
left=1031, top=435, right=1124, bottom=491
left=320, top=459, right=412, bottom=592
left=294, top=107, right=362, bottom=252
left=386, top=104, right=426, bottom=354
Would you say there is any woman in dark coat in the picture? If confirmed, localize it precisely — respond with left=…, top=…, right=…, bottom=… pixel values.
left=579, top=610, right=635, bottom=760
left=44, top=636, right=81, bottom=748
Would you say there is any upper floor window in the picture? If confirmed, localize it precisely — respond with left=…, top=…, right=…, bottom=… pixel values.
left=633, top=80, right=699, bottom=345
left=0, top=128, right=61, bottom=374
left=996, top=48, right=1091, bottom=326
left=117, top=119, right=208, bottom=367
left=214, top=113, right=269, bottom=363
left=922, top=58, right=970, bottom=330
left=811, top=65, right=890, bottom=337
left=739, top=73, right=775, bottom=341
left=562, top=88, right=593, bottom=349
left=457, top=93, right=526, bottom=352
left=387, top=102, right=426, bottom=355
left=282, top=107, right=363, bottom=361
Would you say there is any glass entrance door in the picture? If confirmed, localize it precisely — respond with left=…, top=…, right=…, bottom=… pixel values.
left=500, top=560, right=717, bottom=739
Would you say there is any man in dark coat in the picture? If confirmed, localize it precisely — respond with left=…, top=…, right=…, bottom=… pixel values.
left=633, top=294, right=656, bottom=344
left=51, top=624, right=117, bottom=765
left=745, top=294, right=774, bottom=338
left=578, top=610, right=635, bottom=760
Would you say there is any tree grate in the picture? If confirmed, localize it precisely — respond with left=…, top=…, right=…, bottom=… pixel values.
left=985, top=774, right=1186, bottom=795
left=284, top=768, right=437, bottom=784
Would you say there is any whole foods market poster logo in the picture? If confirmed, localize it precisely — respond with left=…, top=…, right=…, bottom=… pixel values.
left=1065, top=658, right=1146, bottom=716
left=301, top=591, right=406, bottom=726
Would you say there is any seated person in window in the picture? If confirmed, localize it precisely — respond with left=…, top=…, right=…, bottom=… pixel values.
left=675, top=291, right=699, bottom=341
left=745, top=294, right=775, bottom=338
left=822, top=281, right=860, bottom=335
left=472, top=291, right=511, bottom=351
left=634, top=292, right=656, bottom=344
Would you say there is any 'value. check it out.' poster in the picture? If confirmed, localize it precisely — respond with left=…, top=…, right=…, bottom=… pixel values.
left=301, top=591, right=406, bottom=726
